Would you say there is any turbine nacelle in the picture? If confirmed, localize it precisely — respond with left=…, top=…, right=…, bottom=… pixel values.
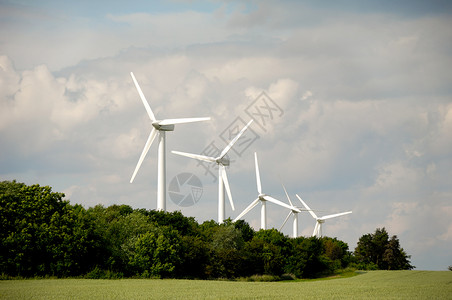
left=152, top=122, right=175, bottom=131
left=216, top=156, right=230, bottom=166
left=258, top=193, right=267, bottom=201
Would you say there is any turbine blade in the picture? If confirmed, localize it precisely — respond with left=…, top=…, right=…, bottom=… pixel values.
left=255, top=152, right=262, bottom=194
left=130, top=72, right=156, bottom=121
left=171, top=151, right=216, bottom=163
left=219, top=119, right=253, bottom=159
left=159, top=117, right=210, bottom=125
left=233, top=198, right=259, bottom=222
left=130, top=128, right=158, bottom=183
left=321, top=211, right=352, bottom=220
left=264, top=195, right=300, bottom=211
left=282, top=183, right=294, bottom=207
left=296, top=194, right=318, bottom=219
left=279, top=211, right=292, bottom=231
left=220, top=165, right=234, bottom=211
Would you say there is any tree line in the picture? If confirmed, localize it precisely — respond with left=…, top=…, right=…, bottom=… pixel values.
left=0, top=180, right=413, bottom=279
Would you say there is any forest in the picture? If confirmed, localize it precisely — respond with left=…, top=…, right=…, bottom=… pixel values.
left=0, top=180, right=413, bottom=279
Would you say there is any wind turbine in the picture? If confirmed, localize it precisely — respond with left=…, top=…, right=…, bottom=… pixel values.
left=233, top=152, right=300, bottom=230
left=172, top=119, right=253, bottom=223
left=296, top=194, right=352, bottom=237
left=279, top=184, right=305, bottom=238
left=129, top=72, right=210, bottom=211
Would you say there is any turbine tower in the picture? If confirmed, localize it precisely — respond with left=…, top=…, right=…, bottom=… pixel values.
left=129, top=72, right=210, bottom=211
left=296, top=194, right=352, bottom=237
left=233, top=152, right=300, bottom=230
left=172, top=119, right=253, bottom=223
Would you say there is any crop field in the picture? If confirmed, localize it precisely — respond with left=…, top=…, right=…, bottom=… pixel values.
left=1, top=271, right=451, bottom=299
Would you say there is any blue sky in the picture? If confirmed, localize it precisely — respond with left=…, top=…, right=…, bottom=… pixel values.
left=1, top=0, right=451, bottom=271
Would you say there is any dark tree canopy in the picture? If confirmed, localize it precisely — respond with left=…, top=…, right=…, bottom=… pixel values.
left=0, top=180, right=98, bottom=276
left=354, top=227, right=413, bottom=270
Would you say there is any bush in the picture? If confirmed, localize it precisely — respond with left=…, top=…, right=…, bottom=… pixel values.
left=240, top=274, right=281, bottom=282
left=85, top=267, right=123, bottom=279
left=349, top=262, right=378, bottom=270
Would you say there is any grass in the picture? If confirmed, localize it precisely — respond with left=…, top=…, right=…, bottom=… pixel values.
left=1, top=271, right=451, bottom=299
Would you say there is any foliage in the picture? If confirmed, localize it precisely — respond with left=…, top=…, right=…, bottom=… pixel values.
left=208, top=224, right=245, bottom=278
left=354, top=227, right=414, bottom=270
left=126, top=227, right=181, bottom=278
left=285, top=236, right=330, bottom=278
left=85, top=205, right=154, bottom=274
left=0, top=180, right=414, bottom=279
left=0, top=180, right=99, bottom=277
left=176, top=235, right=209, bottom=278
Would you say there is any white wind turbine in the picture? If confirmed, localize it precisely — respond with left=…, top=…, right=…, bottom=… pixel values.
left=129, top=72, right=210, bottom=211
left=172, top=119, right=253, bottom=223
left=296, top=194, right=352, bottom=237
left=279, top=184, right=306, bottom=238
left=233, top=152, right=300, bottom=230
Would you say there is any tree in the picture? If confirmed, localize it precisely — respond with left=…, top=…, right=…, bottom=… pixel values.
left=286, top=237, right=329, bottom=278
left=354, top=227, right=413, bottom=270
left=232, top=219, right=255, bottom=242
left=141, top=210, right=200, bottom=237
left=242, top=229, right=289, bottom=276
left=383, top=235, right=413, bottom=270
left=209, top=224, right=245, bottom=278
left=322, top=237, right=350, bottom=269
left=0, top=181, right=100, bottom=277
left=126, top=226, right=182, bottom=278
left=86, top=205, right=154, bottom=274
left=177, top=235, right=209, bottom=278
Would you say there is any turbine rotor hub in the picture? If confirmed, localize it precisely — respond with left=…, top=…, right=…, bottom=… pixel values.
left=152, top=122, right=175, bottom=131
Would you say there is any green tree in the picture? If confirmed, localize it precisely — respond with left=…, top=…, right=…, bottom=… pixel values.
left=209, top=224, right=244, bottom=278
left=286, top=237, right=329, bottom=278
left=126, top=226, right=181, bottom=278
left=142, top=210, right=200, bottom=236
left=241, top=229, right=288, bottom=276
left=383, top=235, right=413, bottom=270
left=231, top=219, right=255, bottom=242
left=86, top=205, right=154, bottom=274
left=322, top=237, right=350, bottom=269
left=354, top=227, right=413, bottom=270
left=177, top=235, right=209, bottom=278
left=46, top=204, right=102, bottom=276
left=0, top=181, right=99, bottom=277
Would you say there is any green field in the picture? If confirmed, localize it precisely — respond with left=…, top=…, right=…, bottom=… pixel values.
left=1, top=271, right=451, bottom=299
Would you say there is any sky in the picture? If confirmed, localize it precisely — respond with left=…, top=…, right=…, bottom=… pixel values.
left=1, top=0, right=451, bottom=271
